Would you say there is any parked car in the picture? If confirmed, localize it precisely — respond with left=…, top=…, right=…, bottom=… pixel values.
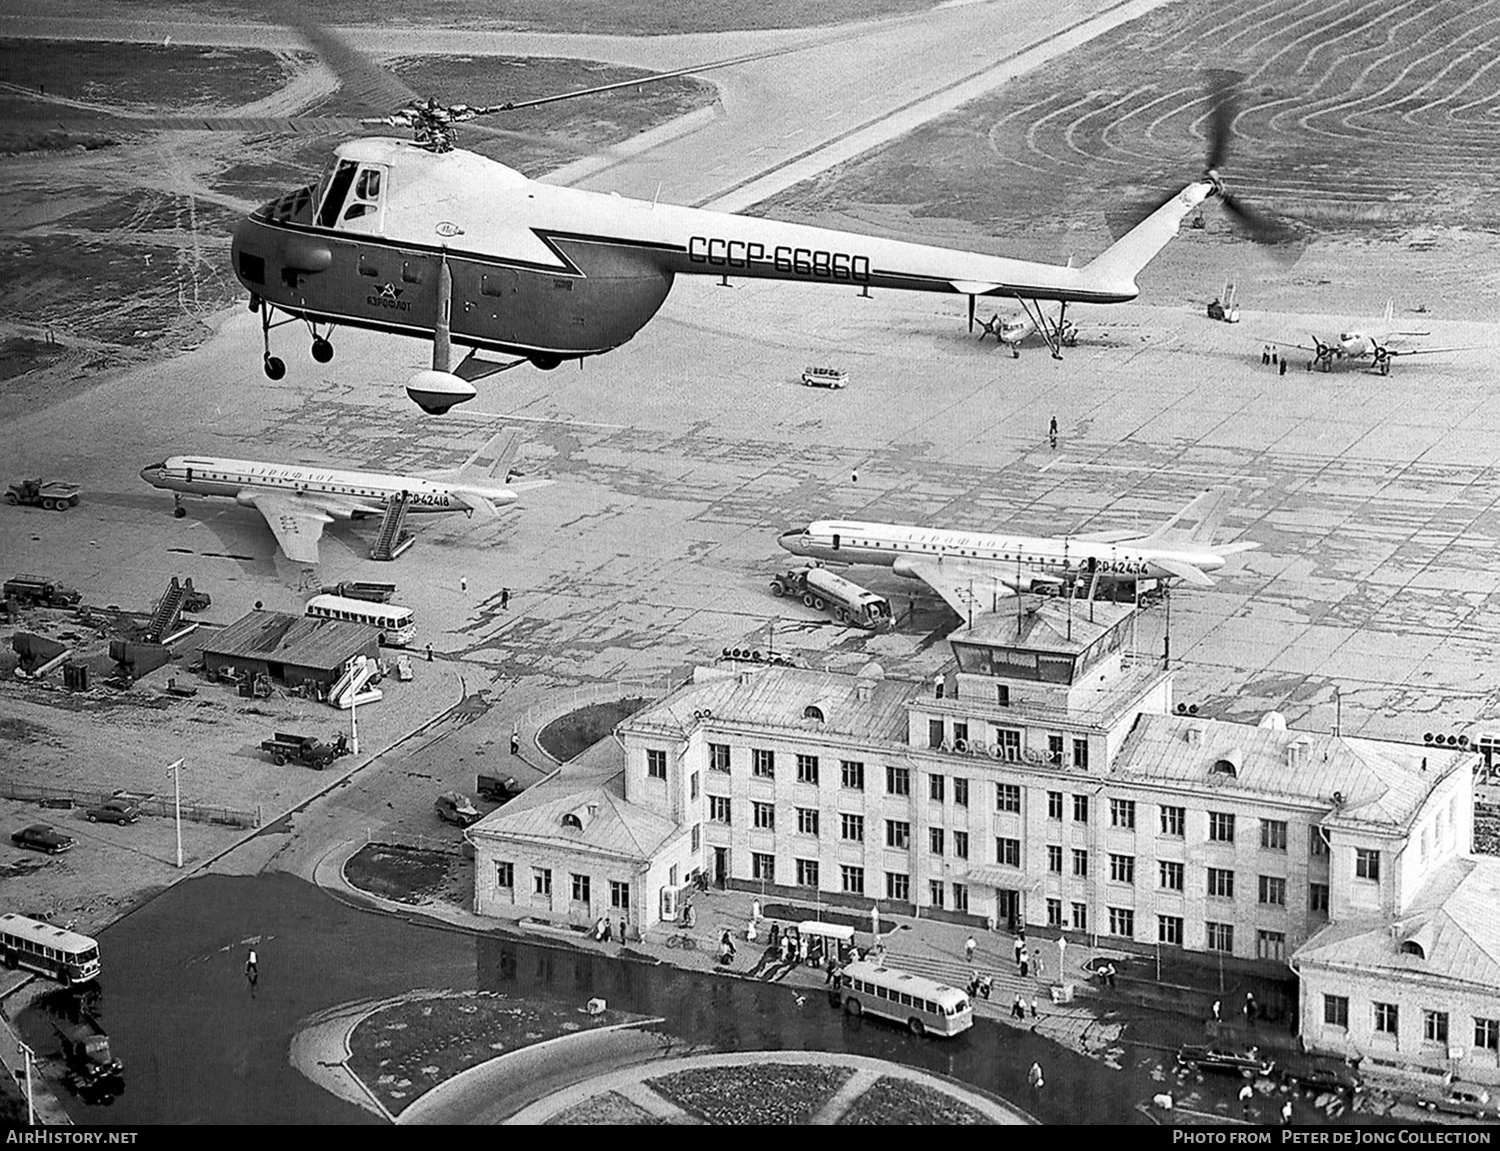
left=85, top=801, right=140, bottom=825
left=11, top=824, right=75, bottom=854
left=1419, top=1083, right=1493, bottom=1120
left=1279, top=1054, right=1363, bottom=1096
left=434, top=791, right=480, bottom=827
left=1176, top=1044, right=1276, bottom=1078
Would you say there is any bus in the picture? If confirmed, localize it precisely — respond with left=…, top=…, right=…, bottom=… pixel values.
left=304, top=593, right=416, bottom=647
left=0, top=914, right=101, bottom=986
left=837, top=960, right=973, bottom=1037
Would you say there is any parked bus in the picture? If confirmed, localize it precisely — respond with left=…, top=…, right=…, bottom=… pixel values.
left=770, top=566, right=894, bottom=631
left=837, top=960, right=972, bottom=1037
left=304, top=593, right=416, bottom=647
left=0, top=914, right=101, bottom=987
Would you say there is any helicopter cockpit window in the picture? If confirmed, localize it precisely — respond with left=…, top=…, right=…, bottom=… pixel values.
left=340, top=165, right=388, bottom=230
left=316, top=160, right=359, bottom=228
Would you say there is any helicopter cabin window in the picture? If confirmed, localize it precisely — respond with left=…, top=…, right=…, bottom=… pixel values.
left=340, top=165, right=388, bottom=232
left=316, top=160, right=360, bottom=228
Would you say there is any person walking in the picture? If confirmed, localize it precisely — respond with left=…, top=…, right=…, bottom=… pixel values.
left=618, top=916, right=626, bottom=945
left=1244, top=991, right=1257, bottom=1025
left=1012, top=996, right=1026, bottom=1020
left=1280, top=1099, right=1293, bottom=1125
left=1033, top=951, right=1044, bottom=981
left=1238, top=1082, right=1254, bottom=1119
left=1013, top=935, right=1024, bottom=964
left=1279, top=357, right=1287, bottom=377
left=751, top=899, right=762, bottom=923
left=1027, top=1061, right=1044, bottom=1091
left=1212, top=998, right=1221, bottom=1022
left=460, top=576, right=468, bottom=592
left=1261, top=344, right=1271, bottom=366
left=1048, top=416, right=1058, bottom=450
left=501, top=586, right=511, bottom=610
left=1029, top=998, right=1038, bottom=1020
left=425, top=643, right=433, bottom=662
left=1019, top=952, right=1029, bottom=979
left=965, top=935, right=977, bottom=963
left=245, top=948, right=259, bottom=995
left=510, top=723, right=521, bottom=756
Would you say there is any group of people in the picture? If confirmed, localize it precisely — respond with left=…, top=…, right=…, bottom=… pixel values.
left=1259, top=343, right=1290, bottom=376
left=593, top=916, right=627, bottom=943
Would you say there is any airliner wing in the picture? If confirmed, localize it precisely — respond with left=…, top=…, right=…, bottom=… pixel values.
left=1152, top=557, right=1213, bottom=587
left=244, top=492, right=334, bottom=564
left=903, top=558, right=1019, bottom=618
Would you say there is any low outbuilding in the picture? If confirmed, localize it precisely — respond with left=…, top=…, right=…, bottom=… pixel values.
left=199, top=610, right=378, bottom=691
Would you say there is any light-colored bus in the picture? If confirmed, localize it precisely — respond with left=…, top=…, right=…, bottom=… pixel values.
left=838, top=960, right=973, bottom=1037
left=0, top=914, right=101, bottom=986
left=305, top=593, right=416, bottom=647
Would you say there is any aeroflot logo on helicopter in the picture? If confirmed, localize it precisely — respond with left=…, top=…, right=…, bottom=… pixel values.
left=687, top=236, right=871, bottom=281
left=368, top=282, right=411, bottom=311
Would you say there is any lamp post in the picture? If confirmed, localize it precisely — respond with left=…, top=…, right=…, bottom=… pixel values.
left=349, top=655, right=366, bottom=755
left=16, top=1038, right=35, bottom=1125
left=166, top=757, right=184, bottom=868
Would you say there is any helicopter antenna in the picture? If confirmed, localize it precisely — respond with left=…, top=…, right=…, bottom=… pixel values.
left=652, top=182, right=662, bottom=210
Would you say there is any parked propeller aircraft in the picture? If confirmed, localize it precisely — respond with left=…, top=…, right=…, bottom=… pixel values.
left=977, top=309, right=1079, bottom=358
left=1265, top=301, right=1466, bottom=375
left=139, top=429, right=547, bottom=563
left=778, top=489, right=1258, bottom=621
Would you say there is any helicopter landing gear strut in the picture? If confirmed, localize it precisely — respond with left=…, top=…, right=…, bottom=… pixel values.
left=255, top=299, right=337, bottom=378
left=306, top=318, right=335, bottom=363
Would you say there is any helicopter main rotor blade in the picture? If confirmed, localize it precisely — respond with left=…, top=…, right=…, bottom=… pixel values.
left=280, top=10, right=421, bottom=113
left=1203, top=68, right=1242, bottom=174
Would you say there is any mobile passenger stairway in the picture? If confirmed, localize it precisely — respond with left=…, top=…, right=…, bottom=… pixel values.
left=369, top=493, right=415, bottom=561
left=142, top=576, right=199, bottom=643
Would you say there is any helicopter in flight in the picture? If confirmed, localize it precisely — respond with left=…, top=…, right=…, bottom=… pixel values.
left=25, top=20, right=1296, bottom=414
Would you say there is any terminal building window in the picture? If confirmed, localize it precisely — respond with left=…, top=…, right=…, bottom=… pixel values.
left=1208, top=812, right=1235, bottom=843
left=1071, top=902, right=1088, bottom=931
left=841, top=865, right=865, bottom=895
left=1110, top=799, right=1136, bottom=830
left=1258, top=875, right=1286, bottom=906
left=997, top=837, right=1021, bottom=867
left=887, top=766, right=911, bottom=796
left=1424, top=1010, right=1449, bottom=1044
left=886, top=872, right=910, bottom=901
left=690, top=772, right=699, bottom=800
left=953, top=883, right=969, bottom=913
left=1047, top=846, right=1063, bottom=874
left=1374, top=1002, right=1399, bottom=1036
left=796, top=754, right=819, bottom=784
left=1260, top=819, right=1288, bottom=851
left=1047, top=899, right=1063, bottom=927
left=797, top=808, right=819, bottom=837
left=1109, top=854, right=1135, bottom=885
left=1256, top=930, right=1285, bottom=961
left=928, top=719, right=944, bottom=749
left=1207, top=867, right=1235, bottom=899
left=710, top=796, right=732, bottom=824
left=610, top=880, right=630, bottom=909
left=1108, top=908, right=1135, bottom=939
left=709, top=743, right=731, bottom=773
left=1073, top=739, right=1089, bottom=770
left=1310, top=882, right=1329, bottom=914
left=1048, top=734, right=1064, bottom=765
left=953, top=831, right=969, bottom=859
left=1048, top=791, right=1064, bottom=820
left=1072, top=849, right=1089, bottom=877
left=754, top=802, right=775, bottom=830
left=495, top=862, right=514, bottom=889
left=571, top=874, right=591, bottom=904
left=1160, top=805, right=1185, bottom=837
left=928, top=880, right=945, bottom=908
left=841, top=760, right=865, bottom=791
left=797, top=859, right=819, bottom=887
left=841, top=814, right=865, bottom=842
left=929, top=828, right=944, bottom=856
left=752, top=853, right=775, bottom=883
left=1324, top=994, right=1349, bottom=1029
left=953, top=777, right=969, bottom=807
left=1158, top=915, right=1183, bottom=946
left=1159, top=860, right=1184, bottom=891
left=533, top=867, right=552, bottom=897
left=647, top=749, right=667, bottom=779
left=1205, top=921, right=1234, bottom=953
left=1356, top=848, right=1381, bottom=882
left=1475, top=1018, right=1499, bottom=1052
left=887, top=820, right=911, bottom=849
left=753, top=749, right=775, bottom=778
left=1310, top=826, right=1329, bottom=857
left=930, top=774, right=945, bottom=802
left=996, top=783, right=1021, bottom=813
left=1073, top=795, right=1089, bottom=824
left=996, top=729, right=1022, bottom=761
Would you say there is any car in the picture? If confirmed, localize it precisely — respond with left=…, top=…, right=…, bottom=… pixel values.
left=1419, top=1083, right=1493, bottom=1120
left=434, top=791, right=480, bottom=827
left=1279, top=1054, right=1364, bottom=1096
left=1175, top=1044, right=1276, bottom=1078
left=85, top=801, right=140, bottom=825
left=801, top=365, right=848, bottom=389
left=11, top=824, right=75, bottom=854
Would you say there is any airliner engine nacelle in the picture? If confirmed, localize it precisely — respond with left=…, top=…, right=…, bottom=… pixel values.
left=407, top=369, right=478, bottom=416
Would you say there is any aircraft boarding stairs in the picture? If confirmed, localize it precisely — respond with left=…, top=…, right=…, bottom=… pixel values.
left=328, top=656, right=382, bottom=710
left=142, top=576, right=192, bottom=643
left=370, top=492, right=415, bottom=561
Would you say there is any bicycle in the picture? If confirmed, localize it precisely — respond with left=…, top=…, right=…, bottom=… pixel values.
left=665, top=933, right=699, bottom=951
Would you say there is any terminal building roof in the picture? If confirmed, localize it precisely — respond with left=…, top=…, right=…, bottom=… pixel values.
left=1295, top=855, right=1500, bottom=989
left=1114, top=712, right=1464, bottom=826
left=956, top=600, right=1135, bottom=654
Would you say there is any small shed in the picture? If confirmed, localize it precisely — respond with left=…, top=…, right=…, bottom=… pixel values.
left=200, top=611, right=378, bottom=690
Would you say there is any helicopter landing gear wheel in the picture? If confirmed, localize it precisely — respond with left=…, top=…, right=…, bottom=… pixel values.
left=264, top=356, right=286, bottom=380
left=311, top=338, right=334, bottom=364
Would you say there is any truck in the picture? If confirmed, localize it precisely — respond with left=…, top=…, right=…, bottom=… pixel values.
left=476, top=773, right=525, bottom=804
left=259, top=730, right=350, bottom=769
left=5, top=478, right=81, bottom=511
left=769, top=566, right=894, bottom=631
left=321, top=581, right=397, bottom=604
left=3, top=574, right=82, bottom=607
left=57, top=1017, right=123, bottom=1090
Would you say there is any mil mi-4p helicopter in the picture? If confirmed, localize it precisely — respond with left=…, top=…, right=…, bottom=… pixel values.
left=29, top=20, right=1295, bottom=414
